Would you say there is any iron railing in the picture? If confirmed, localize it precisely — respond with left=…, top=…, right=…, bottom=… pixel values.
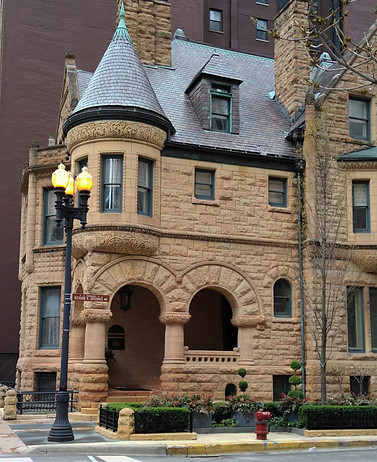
left=99, top=405, right=119, bottom=432
left=16, top=390, right=78, bottom=414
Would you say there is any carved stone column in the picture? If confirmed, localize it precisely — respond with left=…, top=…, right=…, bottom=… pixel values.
left=159, top=313, right=191, bottom=365
left=77, top=308, right=113, bottom=409
left=232, top=316, right=266, bottom=366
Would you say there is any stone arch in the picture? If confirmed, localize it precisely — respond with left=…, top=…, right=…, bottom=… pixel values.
left=263, top=265, right=297, bottom=318
left=262, top=265, right=297, bottom=289
left=180, top=262, right=263, bottom=318
left=90, top=256, right=180, bottom=314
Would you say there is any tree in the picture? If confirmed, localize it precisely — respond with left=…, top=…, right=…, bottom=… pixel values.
left=252, top=0, right=377, bottom=91
left=302, top=100, right=358, bottom=404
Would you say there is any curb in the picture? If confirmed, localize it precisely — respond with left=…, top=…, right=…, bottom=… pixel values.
left=167, top=439, right=377, bottom=456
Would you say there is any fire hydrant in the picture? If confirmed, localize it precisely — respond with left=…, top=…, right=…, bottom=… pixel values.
left=255, top=411, right=272, bottom=440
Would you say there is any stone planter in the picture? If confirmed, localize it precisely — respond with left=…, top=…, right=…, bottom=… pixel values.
left=286, top=409, right=299, bottom=422
left=231, top=411, right=256, bottom=427
left=192, top=411, right=212, bottom=429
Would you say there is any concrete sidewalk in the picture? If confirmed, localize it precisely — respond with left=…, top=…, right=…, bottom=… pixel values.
left=1, top=414, right=377, bottom=456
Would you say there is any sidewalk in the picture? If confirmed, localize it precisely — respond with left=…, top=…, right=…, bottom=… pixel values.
left=1, top=414, right=377, bottom=456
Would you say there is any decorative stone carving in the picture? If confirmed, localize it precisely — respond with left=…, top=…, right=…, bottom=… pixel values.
left=82, top=309, right=113, bottom=323
left=352, top=248, right=377, bottom=273
left=72, top=228, right=159, bottom=258
left=159, top=313, right=191, bottom=325
left=231, top=315, right=266, bottom=328
left=66, top=120, right=166, bottom=150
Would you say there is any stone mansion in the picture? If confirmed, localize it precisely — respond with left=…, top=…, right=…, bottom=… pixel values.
left=17, top=0, right=377, bottom=409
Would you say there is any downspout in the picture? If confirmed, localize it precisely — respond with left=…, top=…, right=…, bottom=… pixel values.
left=297, top=157, right=306, bottom=396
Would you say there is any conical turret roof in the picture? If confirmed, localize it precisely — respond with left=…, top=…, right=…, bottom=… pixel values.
left=63, top=2, right=174, bottom=135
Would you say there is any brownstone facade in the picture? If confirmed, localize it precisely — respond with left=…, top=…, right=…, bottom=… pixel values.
left=17, top=0, right=377, bottom=409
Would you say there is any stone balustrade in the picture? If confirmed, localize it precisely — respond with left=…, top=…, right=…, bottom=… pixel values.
left=183, top=349, right=240, bottom=365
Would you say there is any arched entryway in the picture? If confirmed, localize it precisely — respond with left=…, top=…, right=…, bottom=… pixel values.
left=106, top=284, right=164, bottom=391
left=185, top=288, right=238, bottom=351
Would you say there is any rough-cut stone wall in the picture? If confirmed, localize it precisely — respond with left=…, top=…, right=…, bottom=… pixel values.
left=274, top=0, right=310, bottom=118
left=117, top=0, right=171, bottom=66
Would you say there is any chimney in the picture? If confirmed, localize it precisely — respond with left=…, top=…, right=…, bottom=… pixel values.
left=274, top=0, right=310, bottom=120
left=117, top=0, right=171, bottom=66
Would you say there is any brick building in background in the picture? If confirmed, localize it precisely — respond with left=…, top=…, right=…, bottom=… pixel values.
left=17, top=0, right=377, bottom=406
left=0, top=0, right=376, bottom=387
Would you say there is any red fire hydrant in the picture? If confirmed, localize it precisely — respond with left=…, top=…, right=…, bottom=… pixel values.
left=255, top=411, right=272, bottom=440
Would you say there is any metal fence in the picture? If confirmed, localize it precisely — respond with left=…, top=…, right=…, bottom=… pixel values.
left=16, top=390, right=78, bottom=414
left=99, top=405, right=119, bottom=432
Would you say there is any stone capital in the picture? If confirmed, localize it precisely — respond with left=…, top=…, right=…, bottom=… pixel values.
left=231, top=315, right=266, bottom=328
left=159, top=313, right=191, bottom=325
left=82, top=309, right=113, bottom=323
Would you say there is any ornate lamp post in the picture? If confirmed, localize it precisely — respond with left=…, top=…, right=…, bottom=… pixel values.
left=48, top=162, right=93, bottom=442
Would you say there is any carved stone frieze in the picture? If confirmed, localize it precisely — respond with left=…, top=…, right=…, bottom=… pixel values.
left=72, top=229, right=159, bottom=258
left=66, top=121, right=166, bottom=150
left=231, top=315, right=266, bottom=328
left=159, top=313, right=191, bottom=325
left=82, top=309, right=113, bottom=323
left=338, top=161, right=377, bottom=170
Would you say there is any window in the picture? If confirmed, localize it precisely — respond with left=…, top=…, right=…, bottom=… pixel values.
left=352, top=181, right=370, bottom=233
left=256, top=19, right=268, bottom=41
left=43, top=189, right=63, bottom=246
left=35, top=372, right=57, bottom=402
left=349, top=98, right=370, bottom=141
left=273, top=375, right=290, bottom=401
left=108, top=325, right=125, bottom=350
left=211, top=85, right=232, bottom=132
left=347, top=287, right=365, bottom=353
left=274, top=279, right=291, bottom=317
left=369, top=288, right=377, bottom=352
left=101, top=155, right=123, bottom=212
left=195, top=169, right=215, bottom=200
left=269, top=177, right=287, bottom=207
left=138, top=158, right=153, bottom=216
left=77, top=158, right=88, bottom=173
left=39, top=287, right=61, bottom=349
left=209, top=9, right=222, bottom=32
left=350, top=376, right=369, bottom=396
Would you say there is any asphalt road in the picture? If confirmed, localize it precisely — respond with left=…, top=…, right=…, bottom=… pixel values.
left=1, top=448, right=377, bottom=462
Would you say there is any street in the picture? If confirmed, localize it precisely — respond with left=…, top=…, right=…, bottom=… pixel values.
left=1, top=448, right=377, bottom=462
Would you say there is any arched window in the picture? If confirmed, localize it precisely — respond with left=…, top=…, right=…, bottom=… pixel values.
left=274, top=279, right=292, bottom=317
left=108, top=325, right=125, bottom=350
left=225, top=383, right=237, bottom=399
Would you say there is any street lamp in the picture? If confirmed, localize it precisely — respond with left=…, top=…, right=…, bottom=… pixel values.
left=48, top=162, right=93, bottom=442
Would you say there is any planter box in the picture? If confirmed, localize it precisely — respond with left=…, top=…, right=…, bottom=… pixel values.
left=192, top=411, right=212, bottom=429
left=286, top=409, right=299, bottom=422
left=231, top=411, right=256, bottom=427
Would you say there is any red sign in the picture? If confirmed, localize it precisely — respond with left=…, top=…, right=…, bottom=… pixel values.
left=72, top=293, right=110, bottom=302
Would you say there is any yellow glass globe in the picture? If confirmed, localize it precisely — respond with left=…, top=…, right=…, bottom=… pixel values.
left=52, top=163, right=70, bottom=189
left=76, top=166, right=93, bottom=192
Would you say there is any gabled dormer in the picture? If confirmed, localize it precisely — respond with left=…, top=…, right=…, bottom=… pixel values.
left=185, top=54, right=243, bottom=134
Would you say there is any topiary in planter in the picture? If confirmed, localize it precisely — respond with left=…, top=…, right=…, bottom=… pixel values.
left=238, top=368, right=247, bottom=378
left=289, top=375, right=302, bottom=388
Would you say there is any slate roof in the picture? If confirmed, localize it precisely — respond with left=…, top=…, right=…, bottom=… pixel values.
left=76, top=38, right=295, bottom=159
left=71, top=9, right=167, bottom=120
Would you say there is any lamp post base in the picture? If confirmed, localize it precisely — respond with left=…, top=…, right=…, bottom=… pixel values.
left=48, top=391, right=74, bottom=442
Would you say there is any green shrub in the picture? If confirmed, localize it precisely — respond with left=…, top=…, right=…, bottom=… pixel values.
left=134, top=407, right=190, bottom=433
left=288, top=390, right=304, bottom=400
left=238, top=368, right=247, bottom=378
left=212, top=418, right=237, bottom=428
left=239, top=380, right=248, bottom=392
left=263, top=402, right=283, bottom=418
left=299, top=405, right=377, bottom=430
left=106, top=402, right=143, bottom=411
left=289, top=375, right=302, bottom=387
left=212, top=402, right=231, bottom=424
left=290, top=360, right=301, bottom=371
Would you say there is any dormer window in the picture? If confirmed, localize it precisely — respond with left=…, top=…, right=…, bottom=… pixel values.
left=211, top=85, right=232, bottom=132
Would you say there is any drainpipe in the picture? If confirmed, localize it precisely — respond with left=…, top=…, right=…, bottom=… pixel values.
left=297, top=161, right=306, bottom=397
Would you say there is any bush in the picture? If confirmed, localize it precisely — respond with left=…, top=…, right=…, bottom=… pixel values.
left=238, top=380, right=248, bottom=392
left=299, top=405, right=377, bottom=430
left=106, top=402, right=143, bottom=411
left=263, top=402, right=283, bottom=418
left=212, top=418, right=237, bottom=428
left=289, top=375, right=302, bottom=387
left=134, top=407, right=190, bottom=433
left=288, top=390, right=304, bottom=400
left=213, top=402, right=231, bottom=424
left=238, top=368, right=247, bottom=378
left=225, top=394, right=262, bottom=412
left=290, top=360, right=301, bottom=371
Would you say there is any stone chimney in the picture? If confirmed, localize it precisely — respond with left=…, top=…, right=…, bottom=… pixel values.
left=274, top=0, right=310, bottom=120
left=117, top=0, right=171, bottom=67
